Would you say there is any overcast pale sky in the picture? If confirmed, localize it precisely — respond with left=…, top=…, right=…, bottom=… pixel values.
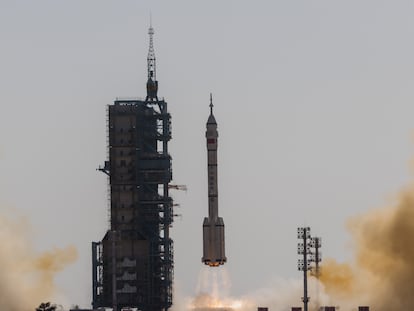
left=1, top=0, right=414, bottom=308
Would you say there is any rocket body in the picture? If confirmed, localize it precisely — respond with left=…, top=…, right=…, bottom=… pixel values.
left=202, top=101, right=226, bottom=267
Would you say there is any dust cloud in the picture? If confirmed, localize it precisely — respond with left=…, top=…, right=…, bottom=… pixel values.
left=320, top=182, right=414, bottom=310
left=0, top=210, right=77, bottom=311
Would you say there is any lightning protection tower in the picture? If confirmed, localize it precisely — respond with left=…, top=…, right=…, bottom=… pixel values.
left=309, top=237, right=322, bottom=279
left=92, top=24, right=174, bottom=311
left=297, top=228, right=322, bottom=311
left=297, top=227, right=311, bottom=311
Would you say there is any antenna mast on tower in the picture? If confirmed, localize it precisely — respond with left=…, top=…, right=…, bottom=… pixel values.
left=146, top=18, right=158, bottom=101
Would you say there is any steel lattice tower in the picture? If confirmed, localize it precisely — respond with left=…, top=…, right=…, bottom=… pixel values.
left=92, top=24, right=173, bottom=311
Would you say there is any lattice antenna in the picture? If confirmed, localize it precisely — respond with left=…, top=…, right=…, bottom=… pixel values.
left=146, top=16, right=158, bottom=101
left=148, top=18, right=156, bottom=81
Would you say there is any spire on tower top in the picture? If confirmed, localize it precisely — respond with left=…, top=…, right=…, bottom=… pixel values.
left=146, top=18, right=158, bottom=101
left=147, top=22, right=155, bottom=78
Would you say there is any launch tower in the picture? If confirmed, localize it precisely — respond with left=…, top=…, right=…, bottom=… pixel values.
left=92, top=24, right=173, bottom=311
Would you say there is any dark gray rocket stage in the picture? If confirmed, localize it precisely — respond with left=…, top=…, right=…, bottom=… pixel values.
left=202, top=94, right=227, bottom=267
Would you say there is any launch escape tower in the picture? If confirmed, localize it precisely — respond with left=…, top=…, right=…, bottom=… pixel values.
left=92, top=24, right=173, bottom=311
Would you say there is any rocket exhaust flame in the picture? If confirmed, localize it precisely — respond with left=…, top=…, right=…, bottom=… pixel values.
left=190, top=267, right=240, bottom=311
left=185, top=268, right=312, bottom=311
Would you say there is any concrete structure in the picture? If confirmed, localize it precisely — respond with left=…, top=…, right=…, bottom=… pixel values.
left=92, top=24, right=173, bottom=311
left=202, top=94, right=226, bottom=267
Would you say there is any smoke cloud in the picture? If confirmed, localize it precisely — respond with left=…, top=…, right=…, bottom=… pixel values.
left=320, top=182, right=414, bottom=310
left=0, top=210, right=77, bottom=311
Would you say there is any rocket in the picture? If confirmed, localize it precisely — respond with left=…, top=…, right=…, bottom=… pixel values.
left=202, top=94, right=227, bottom=267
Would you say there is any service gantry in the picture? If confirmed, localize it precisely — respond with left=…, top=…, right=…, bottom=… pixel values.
left=92, top=23, right=173, bottom=311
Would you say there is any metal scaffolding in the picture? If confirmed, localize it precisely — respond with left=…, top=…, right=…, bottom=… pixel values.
left=93, top=98, right=173, bottom=311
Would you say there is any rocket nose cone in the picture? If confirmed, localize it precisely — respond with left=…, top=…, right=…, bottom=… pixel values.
left=207, top=113, right=217, bottom=125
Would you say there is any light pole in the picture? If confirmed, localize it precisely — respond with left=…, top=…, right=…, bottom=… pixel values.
left=309, top=237, right=322, bottom=278
left=297, top=227, right=311, bottom=311
left=298, top=228, right=323, bottom=311
left=310, top=237, right=322, bottom=308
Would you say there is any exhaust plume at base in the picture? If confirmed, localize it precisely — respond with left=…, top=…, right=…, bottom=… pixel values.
left=189, top=267, right=241, bottom=310
left=0, top=210, right=77, bottom=311
left=188, top=268, right=329, bottom=311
